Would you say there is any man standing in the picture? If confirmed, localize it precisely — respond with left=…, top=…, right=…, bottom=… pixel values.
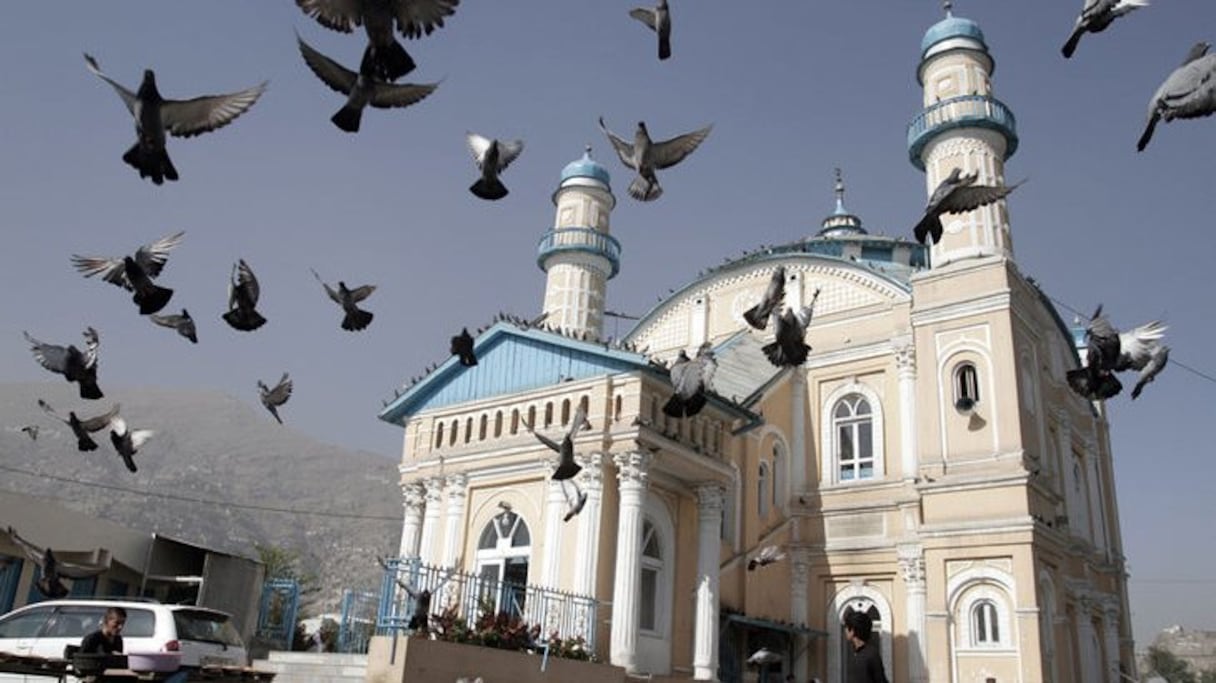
left=843, top=611, right=889, bottom=683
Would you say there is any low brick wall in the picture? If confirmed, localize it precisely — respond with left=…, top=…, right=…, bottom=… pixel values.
left=364, top=635, right=627, bottom=683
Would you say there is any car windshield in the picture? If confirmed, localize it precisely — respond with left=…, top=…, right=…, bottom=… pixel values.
left=173, top=611, right=243, bottom=647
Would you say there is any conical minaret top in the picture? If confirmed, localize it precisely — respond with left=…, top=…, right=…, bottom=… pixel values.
left=908, top=5, right=1019, bottom=267
left=537, top=146, right=619, bottom=339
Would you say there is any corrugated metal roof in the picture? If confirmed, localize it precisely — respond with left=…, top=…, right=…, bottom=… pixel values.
left=711, top=331, right=785, bottom=407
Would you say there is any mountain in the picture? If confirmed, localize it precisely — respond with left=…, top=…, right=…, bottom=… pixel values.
left=0, top=381, right=401, bottom=613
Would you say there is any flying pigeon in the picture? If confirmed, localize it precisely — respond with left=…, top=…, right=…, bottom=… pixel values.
left=222, top=259, right=267, bottom=331
left=761, top=289, right=821, bottom=368
left=743, top=266, right=787, bottom=330
left=24, top=328, right=103, bottom=399
left=311, top=269, right=376, bottom=331
left=1061, top=0, right=1149, bottom=59
left=747, top=545, right=786, bottom=571
left=1066, top=306, right=1169, bottom=400
left=19, top=425, right=38, bottom=441
left=524, top=403, right=590, bottom=481
left=563, top=482, right=588, bottom=523
left=913, top=168, right=1022, bottom=245
left=1137, top=42, right=1216, bottom=151
left=466, top=132, right=524, bottom=200
left=297, top=35, right=439, bottom=134
left=150, top=309, right=198, bottom=343
left=71, top=231, right=185, bottom=315
left=38, top=399, right=120, bottom=452
left=629, top=0, right=671, bottom=61
left=5, top=527, right=109, bottom=599
left=746, top=647, right=783, bottom=666
left=663, top=341, right=717, bottom=418
left=451, top=328, right=476, bottom=366
left=83, top=53, right=266, bottom=185
left=258, top=373, right=293, bottom=424
left=109, top=415, right=154, bottom=473
left=295, top=0, right=460, bottom=81
left=599, top=117, right=712, bottom=201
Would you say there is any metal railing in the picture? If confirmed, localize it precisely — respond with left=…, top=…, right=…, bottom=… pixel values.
left=907, top=94, right=1018, bottom=168
left=376, top=557, right=598, bottom=646
left=536, top=227, right=622, bottom=278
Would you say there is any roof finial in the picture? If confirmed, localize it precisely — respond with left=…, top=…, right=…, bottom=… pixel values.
left=833, top=167, right=847, bottom=214
left=584, top=144, right=593, bottom=158
left=943, top=0, right=953, bottom=17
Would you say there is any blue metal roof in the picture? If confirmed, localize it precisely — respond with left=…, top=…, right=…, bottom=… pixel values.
left=921, top=14, right=987, bottom=57
left=559, top=148, right=611, bottom=188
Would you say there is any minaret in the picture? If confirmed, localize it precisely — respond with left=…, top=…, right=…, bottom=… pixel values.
left=538, top=146, right=619, bottom=338
left=908, top=2, right=1019, bottom=266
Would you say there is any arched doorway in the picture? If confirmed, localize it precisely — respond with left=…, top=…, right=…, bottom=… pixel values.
left=475, top=509, right=531, bottom=615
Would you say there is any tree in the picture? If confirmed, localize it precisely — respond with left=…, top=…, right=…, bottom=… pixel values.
left=256, top=543, right=320, bottom=593
left=1145, top=646, right=1197, bottom=683
left=1198, top=669, right=1216, bottom=683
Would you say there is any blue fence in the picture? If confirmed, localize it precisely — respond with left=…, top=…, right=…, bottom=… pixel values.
left=256, top=579, right=300, bottom=649
left=376, top=557, right=598, bottom=646
left=337, top=588, right=380, bottom=653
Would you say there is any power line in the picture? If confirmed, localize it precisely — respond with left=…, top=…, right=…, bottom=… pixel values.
left=0, top=463, right=400, bottom=522
left=1128, top=579, right=1216, bottom=585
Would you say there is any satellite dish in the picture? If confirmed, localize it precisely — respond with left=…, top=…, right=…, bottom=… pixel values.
left=954, top=396, right=975, bottom=414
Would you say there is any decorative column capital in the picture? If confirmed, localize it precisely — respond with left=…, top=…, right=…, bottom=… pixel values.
left=893, top=339, right=917, bottom=377
left=1053, top=407, right=1071, bottom=431
left=577, top=452, right=605, bottom=490
left=445, top=473, right=468, bottom=495
left=614, top=450, right=654, bottom=488
left=897, top=543, right=926, bottom=587
left=423, top=477, right=446, bottom=505
left=694, top=483, right=726, bottom=515
left=402, top=482, right=426, bottom=511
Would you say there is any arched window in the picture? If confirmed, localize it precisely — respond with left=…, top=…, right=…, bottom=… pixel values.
left=435, top=422, right=444, bottom=449
left=494, top=411, right=503, bottom=438
left=772, top=443, right=785, bottom=510
left=479, top=414, right=487, bottom=441
left=510, top=409, right=519, bottom=435
left=464, top=417, right=473, bottom=444
left=639, top=519, right=663, bottom=633
left=955, top=362, right=980, bottom=409
left=449, top=420, right=458, bottom=446
left=561, top=399, right=570, bottom=426
left=544, top=402, right=554, bottom=428
left=758, top=462, right=770, bottom=518
left=476, top=508, right=532, bottom=615
left=614, top=395, right=622, bottom=422
left=972, top=599, right=1001, bottom=645
left=834, top=395, right=874, bottom=482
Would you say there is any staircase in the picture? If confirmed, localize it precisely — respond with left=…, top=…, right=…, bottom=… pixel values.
left=252, top=651, right=368, bottom=683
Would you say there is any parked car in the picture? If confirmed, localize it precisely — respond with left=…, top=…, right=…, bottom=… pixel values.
left=0, top=598, right=248, bottom=678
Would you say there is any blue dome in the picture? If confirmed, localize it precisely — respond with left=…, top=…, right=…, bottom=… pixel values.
left=921, top=14, right=987, bottom=58
left=559, top=147, right=611, bottom=187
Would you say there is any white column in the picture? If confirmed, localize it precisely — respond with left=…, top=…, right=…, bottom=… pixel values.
left=573, top=453, right=606, bottom=596
left=1084, top=436, right=1108, bottom=553
left=540, top=477, right=568, bottom=589
left=1102, top=601, right=1122, bottom=683
left=899, top=544, right=928, bottom=683
left=610, top=451, right=653, bottom=673
left=790, top=371, right=807, bottom=504
left=441, top=474, right=468, bottom=567
left=398, top=483, right=426, bottom=559
left=692, top=484, right=725, bottom=680
left=418, top=477, right=445, bottom=565
left=789, top=548, right=811, bottom=683
left=894, top=340, right=918, bottom=480
left=1076, top=598, right=1100, bottom=683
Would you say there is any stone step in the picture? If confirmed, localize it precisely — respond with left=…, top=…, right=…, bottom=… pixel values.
left=265, top=651, right=370, bottom=666
left=253, top=653, right=367, bottom=683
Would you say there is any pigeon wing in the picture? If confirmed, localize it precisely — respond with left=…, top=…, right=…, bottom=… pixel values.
left=367, top=81, right=440, bottom=109
left=5, top=527, right=48, bottom=566
left=81, top=328, right=100, bottom=370
left=629, top=7, right=658, bottom=31
left=297, top=35, right=358, bottom=95
left=37, top=399, right=68, bottom=424
left=83, top=54, right=138, bottom=115
left=649, top=124, right=712, bottom=170
left=78, top=404, right=121, bottom=433
left=266, top=374, right=293, bottom=406
left=669, top=356, right=698, bottom=398
left=566, top=403, right=590, bottom=439
left=149, top=313, right=184, bottom=329
left=935, top=182, right=1018, bottom=214
left=24, top=333, right=69, bottom=374
left=295, top=0, right=362, bottom=32
left=495, top=139, right=525, bottom=172
left=160, top=83, right=268, bottom=138
left=132, top=231, right=185, bottom=278
left=598, top=118, right=637, bottom=168
left=392, top=0, right=460, bottom=39
left=236, top=260, right=261, bottom=305
left=347, top=284, right=376, bottom=303
left=70, top=254, right=130, bottom=289
left=698, top=353, right=718, bottom=392
left=466, top=132, right=492, bottom=168
left=53, top=557, right=110, bottom=580
left=531, top=430, right=562, bottom=454
left=128, top=429, right=155, bottom=450
left=1118, top=321, right=1167, bottom=369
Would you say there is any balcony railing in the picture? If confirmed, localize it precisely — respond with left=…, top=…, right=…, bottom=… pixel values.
left=376, top=557, right=598, bottom=647
left=537, top=227, right=621, bottom=278
left=907, top=94, right=1018, bottom=169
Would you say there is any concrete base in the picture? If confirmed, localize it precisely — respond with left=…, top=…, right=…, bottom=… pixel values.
left=365, top=634, right=627, bottom=683
left=252, top=651, right=368, bottom=683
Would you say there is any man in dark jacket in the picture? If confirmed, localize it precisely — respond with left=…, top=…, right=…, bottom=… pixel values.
left=843, top=611, right=889, bottom=683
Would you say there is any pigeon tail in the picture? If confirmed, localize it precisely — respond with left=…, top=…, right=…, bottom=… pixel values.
left=913, top=214, right=943, bottom=245
left=469, top=176, right=509, bottom=201
left=1061, top=28, right=1084, bottom=59
left=331, top=105, right=363, bottom=134
left=122, top=142, right=178, bottom=185
left=222, top=309, right=267, bottom=332
left=663, top=392, right=707, bottom=418
left=1137, top=112, right=1160, bottom=152
left=659, top=35, right=671, bottom=60
left=552, top=460, right=582, bottom=481
left=77, top=434, right=99, bottom=452
left=458, top=351, right=478, bottom=367
left=1065, top=367, right=1123, bottom=401
left=564, top=492, right=588, bottom=522
left=267, top=407, right=283, bottom=425
left=742, top=303, right=774, bottom=330
left=761, top=339, right=809, bottom=368
left=341, top=308, right=374, bottom=332
left=366, top=40, right=416, bottom=81
left=134, top=284, right=174, bottom=316
left=37, top=578, right=69, bottom=600
left=78, top=377, right=104, bottom=400
left=628, top=175, right=663, bottom=201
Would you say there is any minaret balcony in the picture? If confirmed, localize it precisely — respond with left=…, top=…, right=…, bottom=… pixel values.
left=907, top=94, right=1018, bottom=170
left=537, top=227, right=621, bottom=278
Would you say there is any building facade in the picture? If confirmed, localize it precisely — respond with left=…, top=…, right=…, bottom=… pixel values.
left=378, top=11, right=1135, bottom=683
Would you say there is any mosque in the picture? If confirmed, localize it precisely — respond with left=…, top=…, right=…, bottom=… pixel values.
left=377, top=8, right=1134, bottom=683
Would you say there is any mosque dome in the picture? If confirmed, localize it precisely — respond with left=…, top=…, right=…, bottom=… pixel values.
left=920, top=9, right=988, bottom=62
left=558, top=146, right=612, bottom=190
left=817, top=168, right=866, bottom=238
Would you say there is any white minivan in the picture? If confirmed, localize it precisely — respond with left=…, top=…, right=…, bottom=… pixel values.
left=0, top=599, right=248, bottom=679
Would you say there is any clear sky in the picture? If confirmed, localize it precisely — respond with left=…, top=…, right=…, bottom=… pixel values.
left=1, top=1, right=1213, bottom=645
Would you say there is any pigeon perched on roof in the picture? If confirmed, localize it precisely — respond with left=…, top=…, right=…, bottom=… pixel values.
left=1061, top=0, right=1149, bottom=59
left=5, top=526, right=109, bottom=599
left=629, top=0, right=672, bottom=61
left=311, top=269, right=376, bottom=331
left=913, top=168, right=1023, bottom=245
left=24, top=328, right=103, bottom=400
left=743, top=266, right=787, bottom=330
left=1137, top=42, right=1216, bottom=151
left=83, top=54, right=265, bottom=185
left=258, top=373, right=294, bottom=424
left=1066, top=306, right=1169, bottom=400
left=297, top=35, right=439, bottom=134
left=109, top=415, right=154, bottom=473
left=19, top=425, right=38, bottom=441
left=663, top=341, right=717, bottom=418
left=524, top=404, right=591, bottom=481
left=295, top=0, right=460, bottom=81
left=150, top=309, right=198, bottom=343
left=450, top=328, right=477, bottom=366
left=222, top=260, right=267, bottom=332
left=599, top=117, right=711, bottom=201
left=761, top=289, right=821, bottom=368
left=71, top=231, right=184, bottom=316
left=38, top=399, right=120, bottom=452
left=747, top=545, right=786, bottom=571
left=466, top=132, right=524, bottom=200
